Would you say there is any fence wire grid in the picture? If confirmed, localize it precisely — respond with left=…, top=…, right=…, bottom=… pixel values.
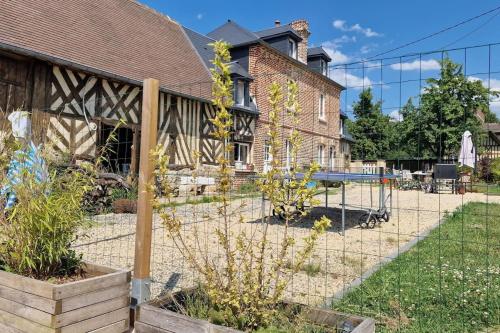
left=3, top=41, right=498, bottom=333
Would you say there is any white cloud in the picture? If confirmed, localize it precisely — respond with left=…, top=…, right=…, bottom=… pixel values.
left=331, top=68, right=373, bottom=89
left=333, top=20, right=381, bottom=37
left=468, top=77, right=500, bottom=91
left=329, top=35, right=357, bottom=48
left=389, top=59, right=441, bottom=71
left=389, top=110, right=403, bottom=122
left=322, top=41, right=351, bottom=65
left=196, top=13, right=203, bottom=20
left=464, top=77, right=500, bottom=117
left=360, top=43, right=378, bottom=54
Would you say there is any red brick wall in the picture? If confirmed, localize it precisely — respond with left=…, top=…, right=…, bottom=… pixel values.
left=248, top=44, right=343, bottom=172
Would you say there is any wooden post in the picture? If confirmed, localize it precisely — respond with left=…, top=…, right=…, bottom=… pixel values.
left=132, top=78, right=159, bottom=308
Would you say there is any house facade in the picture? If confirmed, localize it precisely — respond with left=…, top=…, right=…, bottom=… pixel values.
left=480, top=123, right=500, bottom=159
left=0, top=0, right=257, bottom=176
left=200, top=19, right=347, bottom=174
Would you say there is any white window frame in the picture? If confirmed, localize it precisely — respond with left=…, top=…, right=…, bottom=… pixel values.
left=317, top=144, right=325, bottom=166
left=340, top=118, right=344, bottom=135
left=328, top=146, right=335, bottom=171
left=286, top=79, right=297, bottom=112
left=234, top=142, right=250, bottom=169
left=236, top=80, right=246, bottom=106
left=288, top=39, right=297, bottom=59
left=285, top=140, right=293, bottom=170
left=263, top=141, right=272, bottom=173
left=321, top=59, right=327, bottom=76
left=319, top=94, right=325, bottom=121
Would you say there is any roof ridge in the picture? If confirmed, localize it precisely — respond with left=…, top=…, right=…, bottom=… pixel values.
left=125, top=0, right=179, bottom=26
left=254, top=23, right=292, bottom=33
left=183, top=26, right=216, bottom=42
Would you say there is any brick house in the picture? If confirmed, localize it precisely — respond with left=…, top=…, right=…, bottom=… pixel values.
left=194, top=19, right=348, bottom=173
left=0, top=0, right=257, bottom=175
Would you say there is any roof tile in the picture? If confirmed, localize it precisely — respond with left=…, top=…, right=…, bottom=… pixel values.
left=0, top=0, right=212, bottom=99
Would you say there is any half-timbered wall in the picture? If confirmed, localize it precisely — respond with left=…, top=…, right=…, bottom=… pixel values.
left=47, top=66, right=141, bottom=158
left=2, top=52, right=258, bottom=170
left=480, top=133, right=500, bottom=159
left=158, top=92, right=257, bottom=167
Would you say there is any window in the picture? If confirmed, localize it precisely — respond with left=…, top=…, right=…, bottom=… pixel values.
left=286, top=79, right=297, bottom=112
left=340, top=119, right=344, bottom=135
left=263, top=141, right=272, bottom=173
left=234, top=79, right=249, bottom=107
left=317, top=145, right=325, bottom=166
left=285, top=140, right=293, bottom=170
left=288, top=39, right=297, bottom=59
left=319, top=94, right=325, bottom=120
left=320, top=59, right=328, bottom=76
left=341, top=142, right=349, bottom=154
left=234, top=143, right=249, bottom=169
left=328, top=146, right=335, bottom=171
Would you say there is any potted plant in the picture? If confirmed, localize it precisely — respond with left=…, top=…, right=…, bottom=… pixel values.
left=0, top=115, right=130, bottom=333
left=135, top=42, right=374, bottom=333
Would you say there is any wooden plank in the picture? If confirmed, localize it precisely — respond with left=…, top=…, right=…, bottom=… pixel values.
left=352, top=318, right=375, bottom=333
left=60, top=307, right=129, bottom=333
left=0, top=321, right=25, bottom=333
left=0, top=269, right=54, bottom=299
left=88, top=319, right=129, bottom=333
left=134, top=321, right=168, bottom=333
left=0, top=283, right=58, bottom=314
left=53, top=270, right=130, bottom=300
left=0, top=308, right=55, bottom=333
left=61, top=283, right=129, bottom=313
left=82, top=262, right=122, bottom=275
left=0, top=295, right=53, bottom=326
left=55, top=296, right=129, bottom=328
left=134, top=78, right=159, bottom=280
left=137, top=303, right=210, bottom=333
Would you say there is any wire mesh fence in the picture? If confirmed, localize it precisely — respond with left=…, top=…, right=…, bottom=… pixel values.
left=1, top=41, right=498, bottom=332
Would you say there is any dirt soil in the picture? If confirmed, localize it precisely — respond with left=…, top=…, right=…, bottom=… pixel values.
left=75, top=183, right=500, bottom=305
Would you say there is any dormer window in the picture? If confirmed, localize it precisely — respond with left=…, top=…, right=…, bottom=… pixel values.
left=320, top=59, right=328, bottom=76
left=288, top=39, right=297, bottom=59
left=234, top=79, right=249, bottom=107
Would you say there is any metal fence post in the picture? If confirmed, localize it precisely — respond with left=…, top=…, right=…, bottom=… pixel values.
left=131, top=78, right=159, bottom=308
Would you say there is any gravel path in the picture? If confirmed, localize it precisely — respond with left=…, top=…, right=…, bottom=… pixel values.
left=75, top=184, right=500, bottom=305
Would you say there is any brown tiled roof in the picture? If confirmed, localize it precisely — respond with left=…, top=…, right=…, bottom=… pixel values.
left=0, top=0, right=212, bottom=99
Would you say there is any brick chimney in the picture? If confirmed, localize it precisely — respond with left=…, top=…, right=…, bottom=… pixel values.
left=275, top=20, right=281, bottom=27
left=290, top=19, right=310, bottom=64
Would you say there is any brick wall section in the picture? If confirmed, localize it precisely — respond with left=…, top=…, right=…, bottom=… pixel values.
left=290, top=20, right=310, bottom=64
left=248, top=44, right=344, bottom=172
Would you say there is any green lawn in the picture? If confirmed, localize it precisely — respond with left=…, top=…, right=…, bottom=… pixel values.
left=333, top=202, right=500, bottom=332
left=470, top=183, right=500, bottom=195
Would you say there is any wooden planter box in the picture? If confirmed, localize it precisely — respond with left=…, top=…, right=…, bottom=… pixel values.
left=135, top=292, right=375, bottom=333
left=0, top=262, right=130, bottom=333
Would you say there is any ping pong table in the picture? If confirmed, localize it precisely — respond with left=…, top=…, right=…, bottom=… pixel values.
left=266, top=169, right=399, bottom=236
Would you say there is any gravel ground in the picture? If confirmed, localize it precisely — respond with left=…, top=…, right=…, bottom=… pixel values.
left=75, top=184, right=500, bottom=306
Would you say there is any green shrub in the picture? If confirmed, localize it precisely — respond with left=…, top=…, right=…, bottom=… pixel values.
left=491, top=157, right=500, bottom=182
left=110, top=186, right=138, bottom=201
left=238, top=181, right=258, bottom=194
left=0, top=162, right=95, bottom=280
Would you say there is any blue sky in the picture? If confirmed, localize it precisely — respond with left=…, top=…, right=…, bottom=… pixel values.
left=142, top=0, right=500, bottom=118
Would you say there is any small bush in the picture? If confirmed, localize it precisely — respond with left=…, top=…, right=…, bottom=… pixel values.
left=478, top=157, right=493, bottom=182
left=110, top=186, right=138, bottom=201
left=0, top=161, right=95, bottom=280
left=238, top=181, right=258, bottom=194
left=491, top=157, right=500, bottom=182
left=302, top=262, right=322, bottom=277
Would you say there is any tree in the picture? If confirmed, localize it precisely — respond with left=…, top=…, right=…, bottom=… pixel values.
left=348, top=88, right=393, bottom=160
left=417, top=57, right=494, bottom=159
left=389, top=98, right=420, bottom=159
